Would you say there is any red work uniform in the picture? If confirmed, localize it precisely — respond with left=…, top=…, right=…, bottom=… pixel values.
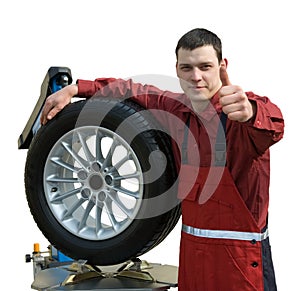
left=77, top=78, right=284, bottom=290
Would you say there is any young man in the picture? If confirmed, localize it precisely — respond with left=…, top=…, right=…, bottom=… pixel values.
left=41, top=28, right=284, bottom=290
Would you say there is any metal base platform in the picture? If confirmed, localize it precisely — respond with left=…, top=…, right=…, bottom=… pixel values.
left=31, top=261, right=178, bottom=290
left=27, top=246, right=178, bottom=291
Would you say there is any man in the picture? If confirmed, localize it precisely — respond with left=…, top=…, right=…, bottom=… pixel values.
left=41, top=28, right=284, bottom=290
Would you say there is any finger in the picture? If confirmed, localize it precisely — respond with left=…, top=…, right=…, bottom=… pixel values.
left=40, top=103, right=56, bottom=125
left=46, top=106, right=61, bottom=122
left=41, top=110, right=51, bottom=125
left=222, top=102, right=242, bottom=115
left=40, top=105, right=50, bottom=125
left=220, top=66, right=231, bottom=86
left=40, top=100, right=54, bottom=125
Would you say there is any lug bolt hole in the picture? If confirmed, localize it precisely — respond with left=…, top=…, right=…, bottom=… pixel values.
left=105, top=175, right=113, bottom=185
left=78, top=170, right=88, bottom=180
left=98, top=191, right=107, bottom=202
left=81, top=188, right=91, bottom=199
left=91, top=162, right=101, bottom=172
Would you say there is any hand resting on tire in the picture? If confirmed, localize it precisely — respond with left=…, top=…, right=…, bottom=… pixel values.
left=40, top=84, right=78, bottom=125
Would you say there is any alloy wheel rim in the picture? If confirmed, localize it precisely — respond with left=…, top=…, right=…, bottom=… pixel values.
left=44, top=126, right=144, bottom=240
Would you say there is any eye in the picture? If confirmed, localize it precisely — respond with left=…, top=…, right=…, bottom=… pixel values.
left=200, top=64, right=212, bottom=71
left=179, top=65, right=192, bottom=72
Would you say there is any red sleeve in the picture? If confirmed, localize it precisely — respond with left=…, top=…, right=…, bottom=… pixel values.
left=76, top=77, right=184, bottom=128
left=244, top=92, right=284, bottom=154
left=77, top=78, right=122, bottom=98
left=77, top=78, right=167, bottom=107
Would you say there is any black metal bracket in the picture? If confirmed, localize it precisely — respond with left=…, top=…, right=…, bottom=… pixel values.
left=18, top=66, right=72, bottom=149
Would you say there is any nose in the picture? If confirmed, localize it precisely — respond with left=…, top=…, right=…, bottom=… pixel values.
left=191, top=67, right=202, bottom=82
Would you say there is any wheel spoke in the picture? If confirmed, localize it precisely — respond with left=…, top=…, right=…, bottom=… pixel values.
left=78, top=200, right=95, bottom=232
left=51, top=187, right=82, bottom=204
left=104, top=199, right=119, bottom=232
left=101, top=137, right=118, bottom=169
left=111, top=154, right=129, bottom=171
left=95, top=130, right=105, bottom=163
left=76, top=131, right=95, bottom=162
left=113, top=172, right=141, bottom=181
left=50, top=157, right=78, bottom=173
left=95, top=204, right=104, bottom=234
left=46, top=176, right=79, bottom=183
left=61, top=141, right=89, bottom=170
left=62, top=198, right=86, bottom=220
left=111, top=186, right=140, bottom=199
left=106, top=191, right=132, bottom=218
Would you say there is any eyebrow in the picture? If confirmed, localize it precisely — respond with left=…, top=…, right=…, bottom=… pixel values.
left=178, top=61, right=213, bottom=67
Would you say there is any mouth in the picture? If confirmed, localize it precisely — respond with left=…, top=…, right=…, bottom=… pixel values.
left=190, top=85, right=206, bottom=91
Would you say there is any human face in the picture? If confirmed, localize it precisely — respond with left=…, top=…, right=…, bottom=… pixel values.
left=176, top=45, right=222, bottom=107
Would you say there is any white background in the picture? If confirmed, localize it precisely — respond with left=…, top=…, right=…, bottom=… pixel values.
left=1, top=0, right=298, bottom=290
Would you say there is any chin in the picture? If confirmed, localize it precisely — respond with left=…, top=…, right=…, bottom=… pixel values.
left=188, top=93, right=209, bottom=102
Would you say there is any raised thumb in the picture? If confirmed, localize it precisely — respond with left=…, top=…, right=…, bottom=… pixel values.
left=220, top=66, right=231, bottom=86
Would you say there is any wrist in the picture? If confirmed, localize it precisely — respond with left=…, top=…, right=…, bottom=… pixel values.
left=246, top=100, right=257, bottom=123
left=68, top=84, right=78, bottom=97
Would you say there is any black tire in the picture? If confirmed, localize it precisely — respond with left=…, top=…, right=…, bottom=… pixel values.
left=25, top=98, right=181, bottom=265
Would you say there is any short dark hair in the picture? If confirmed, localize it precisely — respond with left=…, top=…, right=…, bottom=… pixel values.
left=175, top=28, right=222, bottom=63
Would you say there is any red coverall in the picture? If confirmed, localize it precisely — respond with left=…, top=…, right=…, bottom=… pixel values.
left=76, top=78, right=284, bottom=290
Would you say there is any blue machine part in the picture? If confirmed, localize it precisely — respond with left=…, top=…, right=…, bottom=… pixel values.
left=50, top=246, right=73, bottom=262
left=50, top=74, right=70, bottom=93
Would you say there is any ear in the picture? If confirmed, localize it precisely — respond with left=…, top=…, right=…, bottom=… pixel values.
left=220, top=58, right=228, bottom=68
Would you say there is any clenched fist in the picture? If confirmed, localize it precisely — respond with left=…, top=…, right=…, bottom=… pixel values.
left=219, top=66, right=256, bottom=122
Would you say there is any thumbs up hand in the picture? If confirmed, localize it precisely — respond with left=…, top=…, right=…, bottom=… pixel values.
left=219, top=66, right=255, bottom=122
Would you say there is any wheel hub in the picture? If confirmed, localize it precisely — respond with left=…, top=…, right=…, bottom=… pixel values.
left=89, top=174, right=104, bottom=190
left=78, top=164, right=110, bottom=204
